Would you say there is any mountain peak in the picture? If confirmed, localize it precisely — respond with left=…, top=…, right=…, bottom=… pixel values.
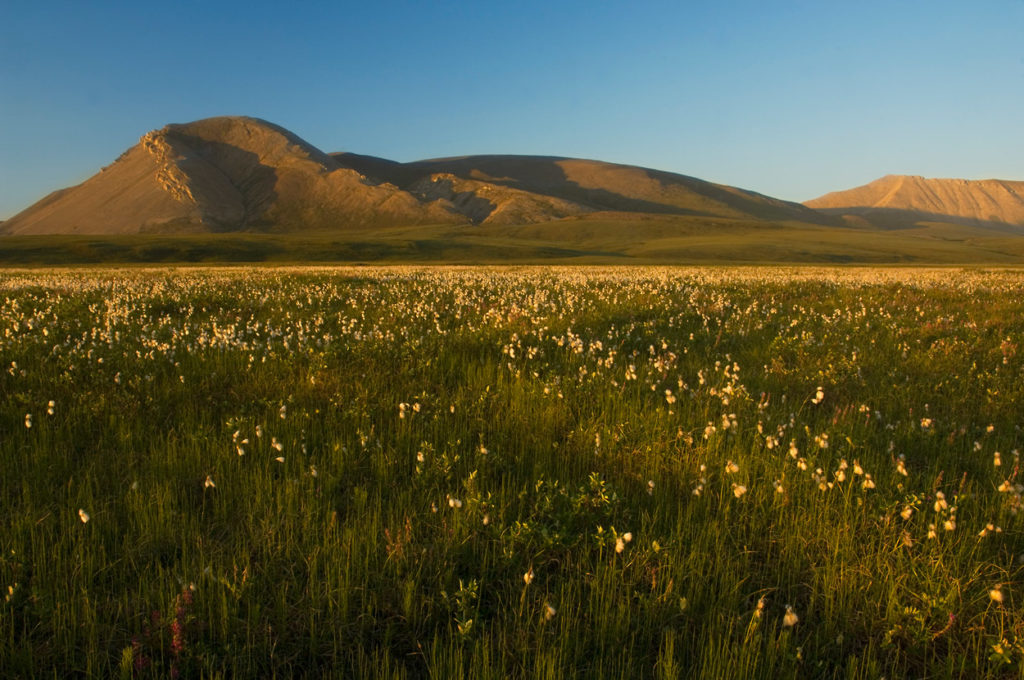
left=805, top=175, right=1024, bottom=228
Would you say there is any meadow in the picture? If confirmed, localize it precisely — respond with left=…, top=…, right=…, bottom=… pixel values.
left=1, top=265, right=1023, bottom=678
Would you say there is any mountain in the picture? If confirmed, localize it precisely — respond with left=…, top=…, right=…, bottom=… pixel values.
left=2, top=116, right=825, bottom=235
left=1, top=117, right=460, bottom=235
left=805, top=175, right=1024, bottom=229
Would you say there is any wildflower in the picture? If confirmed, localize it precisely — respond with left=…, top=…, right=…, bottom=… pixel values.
left=900, top=506, right=914, bottom=520
left=788, top=441, right=799, bottom=458
left=203, top=475, right=215, bottom=489
left=994, top=452, right=1002, bottom=467
left=896, top=457, right=908, bottom=476
left=852, top=460, right=864, bottom=476
left=524, top=569, right=534, bottom=585
left=944, top=519, right=956, bottom=531
left=927, top=523, right=937, bottom=539
left=990, top=588, right=1005, bottom=604
left=615, top=537, right=626, bottom=553
left=812, top=387, right=824, bottom=405
left=732, top=483, right=748, bottom=498
left=622, top=532, right=633, bottom=543
left=783, top=605, right=799, bottom=627
left=920, top=417, right=933, bottom=430
left=861, top=475, right=875, bottom=490
left=725, top=460, right=740, bottom=474
left=78, top=509, right=90, bottom=524
left=934, top=492, right=948, bottom=512
left=998, top=480, right=1013, bottom=492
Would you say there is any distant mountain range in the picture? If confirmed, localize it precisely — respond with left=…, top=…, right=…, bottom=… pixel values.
left=2, top=116, right=1022, bottom=235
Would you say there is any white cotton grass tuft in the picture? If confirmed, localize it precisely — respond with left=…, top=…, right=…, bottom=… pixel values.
left=783, top=605, right=799, bottom=627
left=78, top=509, right=90, bottom=524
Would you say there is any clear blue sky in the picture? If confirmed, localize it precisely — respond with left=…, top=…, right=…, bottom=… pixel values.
left=2, top=0, right=1022, bottom=218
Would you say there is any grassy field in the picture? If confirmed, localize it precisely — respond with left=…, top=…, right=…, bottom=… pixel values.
left=2, top=266, right=1024, bottom=678
left=2, top=216, right=1024, bottom=265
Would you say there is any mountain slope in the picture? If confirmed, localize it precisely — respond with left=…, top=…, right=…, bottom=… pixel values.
left=333, top=153, right=828, bottom=225
left=806, top=175, right=1024, bottom=229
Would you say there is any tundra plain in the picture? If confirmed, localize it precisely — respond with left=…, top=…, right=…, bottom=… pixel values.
left=2, top=266, right=1023, bottom=678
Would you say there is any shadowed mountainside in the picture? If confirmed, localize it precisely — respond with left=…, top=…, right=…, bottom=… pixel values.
left=806, top=175, right=1024, bottom=231
left=333, top=153, right=831, bottom=225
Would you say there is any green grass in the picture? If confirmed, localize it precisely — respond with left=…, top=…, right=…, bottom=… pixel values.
left=2, top=266, right=1024, bottom=678
left=2, top=215, right=1024, bottom=265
